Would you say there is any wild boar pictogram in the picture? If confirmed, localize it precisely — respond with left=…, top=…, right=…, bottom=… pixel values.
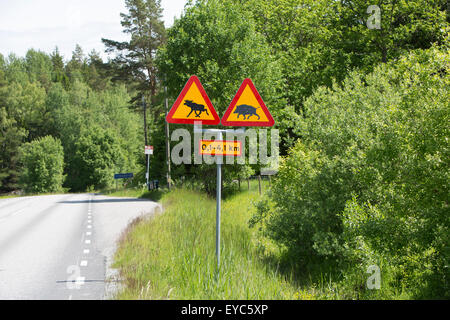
left=233, top=104, right=260, bottom=120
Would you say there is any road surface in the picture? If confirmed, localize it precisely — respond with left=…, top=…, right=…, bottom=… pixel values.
left=0, top=193, right=158, bottom=300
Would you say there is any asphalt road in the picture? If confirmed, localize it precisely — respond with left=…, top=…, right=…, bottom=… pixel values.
left=0, top=193, right=159, bottom=300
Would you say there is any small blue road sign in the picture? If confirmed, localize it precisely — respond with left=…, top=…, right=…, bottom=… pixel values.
left=114, top=173, right=134, bottom=180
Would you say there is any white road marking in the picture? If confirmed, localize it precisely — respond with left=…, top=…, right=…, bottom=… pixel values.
left=80, top=260, right=88, bottom=267
left=86, top=232, right=92, bottom=236
left=76, top=277, right=85, bottom=284
left=85, top=240, right=91, bottom=244
left=83, top=249, right=90, bottom=254
left=11, top=208, right=26, bottom=216
left=87, top=225, right=92, bottom=229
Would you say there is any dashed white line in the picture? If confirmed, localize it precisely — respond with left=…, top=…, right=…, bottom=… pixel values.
left=80, top=260, right=88, bottom=267
left=76, top=277, right=85, bottom=285
left=83, top=249, right=90, bottom=254
left=87, top=225, right=92, bottom=229
left=85, top=239, right=91, bottom=244
left=86, top=232, right=92, bottom=236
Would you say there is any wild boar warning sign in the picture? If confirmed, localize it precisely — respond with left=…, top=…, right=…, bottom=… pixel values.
left=221, top=78, right=275, bottom=127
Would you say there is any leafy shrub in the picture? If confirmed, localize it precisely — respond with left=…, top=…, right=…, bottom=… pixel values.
left=254, top=46, right=449, bottom=298
left=67, top=126, right=125, bottom=192
left=18, top=135, right=65, bottom=193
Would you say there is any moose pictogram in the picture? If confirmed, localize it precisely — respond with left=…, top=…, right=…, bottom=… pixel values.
left=184, top=100, right=210, bottom=118
left=233, top=104, right=260, bottom=120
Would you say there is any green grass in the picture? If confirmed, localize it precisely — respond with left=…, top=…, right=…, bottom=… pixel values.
left=101, top=187, right=166, bottom=202
left=111, top=179, right=405, bottom=300
left=112, top=181, right=302, bottom=300
left=0, top=195, right=19, bottom=199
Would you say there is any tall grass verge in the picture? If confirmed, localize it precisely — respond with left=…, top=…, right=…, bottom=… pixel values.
left=112, top=182, right=299, bottom=300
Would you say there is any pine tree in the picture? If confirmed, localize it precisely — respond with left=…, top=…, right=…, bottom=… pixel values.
left=102, top=0, right=166, bottom=106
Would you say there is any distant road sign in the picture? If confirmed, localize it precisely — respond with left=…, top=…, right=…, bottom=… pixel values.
left=199, top=140, right=242, bottom=157
left=145, top=146, right=153, bottom=155
left=114, top=173, right=134, bottom=180
left=261, top=169, right=278, bottom=176
left=221, top=78, right=275, bottom=127
left=166, top=75, right=220, bottom=125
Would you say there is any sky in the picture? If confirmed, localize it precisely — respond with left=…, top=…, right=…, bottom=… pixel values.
left=0, top=0, right=187, bottom=60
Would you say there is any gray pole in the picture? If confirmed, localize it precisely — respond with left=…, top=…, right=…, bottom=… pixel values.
left=216, top=131, right=222, bottom=270
left=146, top=153, right=150, bottom=191
left=192, top=126, right=246, bottom=273
left=143, top=96, right=149, bottom=190
left=164, top=85, right=171, bottom=190
left=258, top=175, right=262, bottom=195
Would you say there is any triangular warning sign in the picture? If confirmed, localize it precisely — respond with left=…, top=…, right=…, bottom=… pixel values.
left=221, top=78, right=275, bottom=127
left=166, top=75, right=220, bottom=125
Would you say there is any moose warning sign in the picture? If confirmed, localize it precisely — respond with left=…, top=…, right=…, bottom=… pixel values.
left=221, top=78, right=275, bottom=127
left=166, top=75, right=220, bottom=125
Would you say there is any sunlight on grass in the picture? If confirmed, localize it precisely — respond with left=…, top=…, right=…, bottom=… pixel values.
left=112, top=182, right=300, bottom=300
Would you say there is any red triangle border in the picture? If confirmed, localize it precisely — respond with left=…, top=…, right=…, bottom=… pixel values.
left=221, top=78, right=275, bottom=127
left=166, top=75, right=220, bottom=125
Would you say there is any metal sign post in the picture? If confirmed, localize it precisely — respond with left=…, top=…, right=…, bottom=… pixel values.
left=167, top=76, right=275, bottom=275
left=195, top=126, right=245, bottom=271
left=114, top=173, right=134, bottom=190
left=146, top=153, right=150, bottom=190
left=145, top=146, right=153, bottom=191
left=215, top=130, right=222, bottom=270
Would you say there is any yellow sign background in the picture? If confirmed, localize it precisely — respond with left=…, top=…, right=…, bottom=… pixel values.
left=171, top=82, right=216, bottom=121
left=223, top=85, right=269, bottom=123
left=199, top=140, right=242, bottom=156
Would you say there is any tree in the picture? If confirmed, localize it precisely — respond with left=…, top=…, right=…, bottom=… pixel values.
left=102, top=0, right=166, bottom=105
left=67, top=126, right=124, bottom=191
left=156, top=0, right=292, bottom=191
left=4, top=54, right=28, bottom=85
left=254, top=46, right=449, bottom=298
left=18, top=136, right=65, bottom=193
left=85, top=50, right=109, bottom=91
left=65, top=44, right=87, bottom=84
left=0, top=107, right=27, bottom=192
left=25, top=49, right=53, bottom=89
left=103, top=0, right=166, bottom=189
left=3, top=80, right=47, bottom=141
left=0, top=53, right=6, bottom=86
left=244, top=0, right=448, bottom=124
left=50, top=47, right=70, bottom=88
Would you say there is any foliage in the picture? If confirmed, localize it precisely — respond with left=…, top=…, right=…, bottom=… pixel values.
left=102, top=0, right=166, bottom=101
left=254, top=46, right=449, bottom=298
left=0, top=107, right=27, bottom=191
left=67, top=126, right=124, bottom=191
left=18, top=136, right=65, bottom=193
left=0, top=46, right=144, bottom=193
left=244, top=0, right=448, bottom=137
left=156, top=0, right=289, bottom=192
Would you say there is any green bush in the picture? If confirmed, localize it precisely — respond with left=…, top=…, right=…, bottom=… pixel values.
left=18, top=135, right=65, bottom=193
left=67, top=126, right=125, bottom=192
left=254, top=46, right=449, bottom=298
